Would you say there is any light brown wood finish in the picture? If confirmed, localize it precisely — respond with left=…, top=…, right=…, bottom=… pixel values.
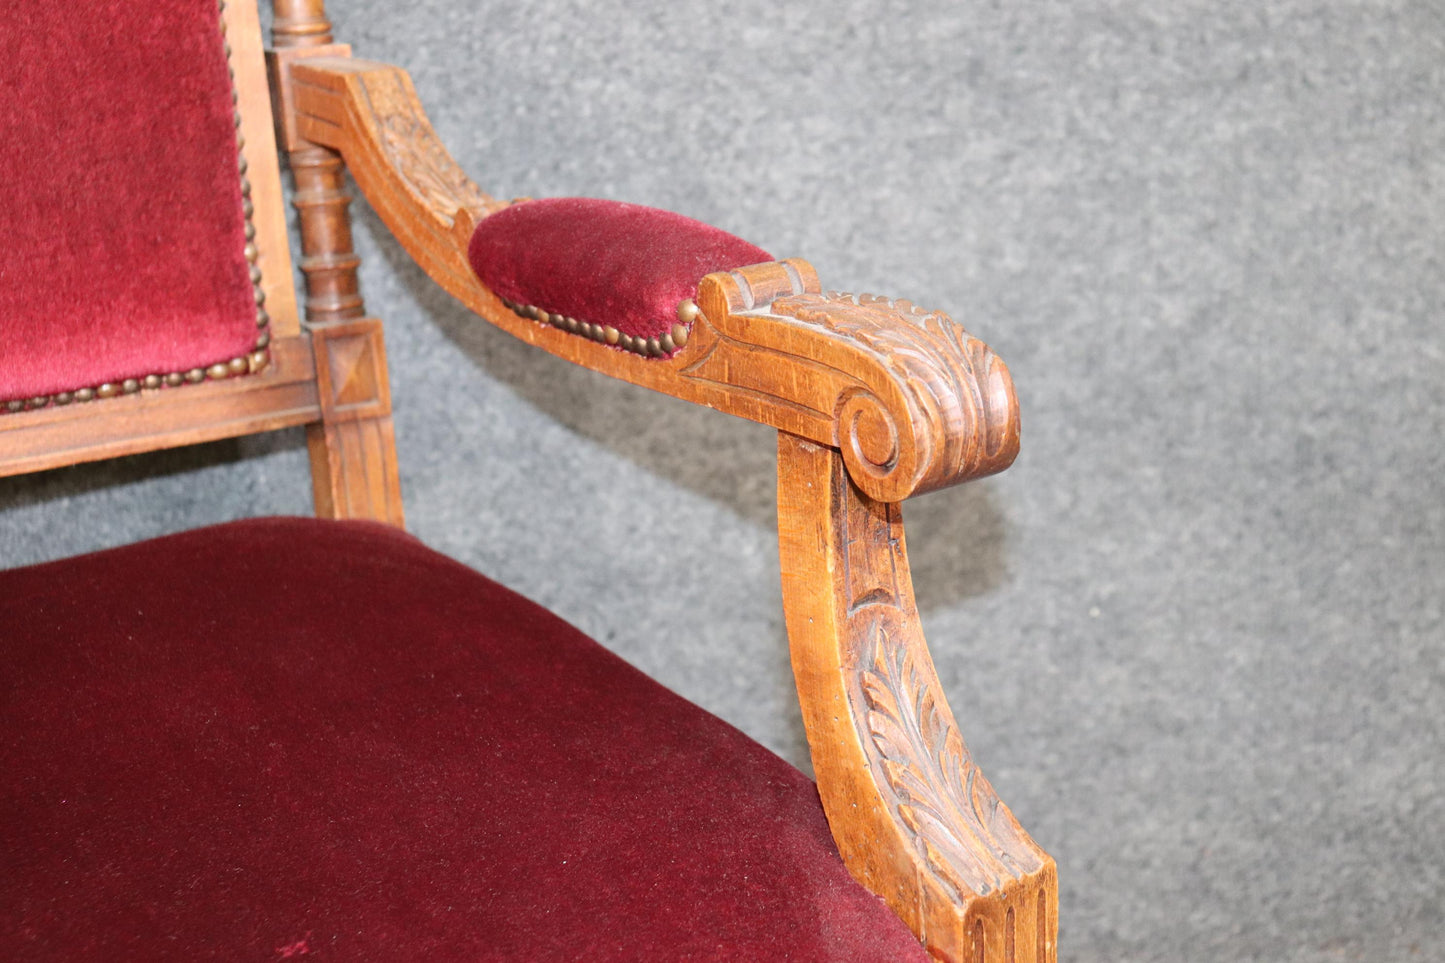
left=269, top=42, right=1053, bottom=961
left=269, top=1, right=404, bottom=527
left=779, top=435, right=1056, bottom=962
left=0, top=0, right=304, bottom=478
left=0, top=338, right=319, bottom=478
left=277, top=55, right=1020, bottom=503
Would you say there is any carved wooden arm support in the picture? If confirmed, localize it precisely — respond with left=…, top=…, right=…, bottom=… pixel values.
left=271, top=52, right=1019, bottom=503
left=269, top=45, right=1054, bottom=962
left=778, top=436, right=1056, bottom=961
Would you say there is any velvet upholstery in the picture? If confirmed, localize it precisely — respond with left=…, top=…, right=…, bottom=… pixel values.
left=1, top=518, right=928, bottom=961
left=468, top=197, right=772, bottom=349
left=0, top=0, right=259, bottom=404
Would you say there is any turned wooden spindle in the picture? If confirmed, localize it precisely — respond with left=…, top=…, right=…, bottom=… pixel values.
left=272, top=0, right=333, bottom=48
left=270, top=0, right=362, bottom=324
left=288, top=146, right=365, bottom=323
left=268, top=0, right=404, bottom=526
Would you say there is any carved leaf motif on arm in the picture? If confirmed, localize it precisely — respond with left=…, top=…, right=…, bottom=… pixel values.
left=859, top=615, right=1044, bottom=904
left=769, top=292, right=1018, bottom=495
left=357, top=71, right=501, bottom=224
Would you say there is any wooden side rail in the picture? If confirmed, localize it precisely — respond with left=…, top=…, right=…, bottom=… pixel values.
left=268, top=43, right=1053, bottom=963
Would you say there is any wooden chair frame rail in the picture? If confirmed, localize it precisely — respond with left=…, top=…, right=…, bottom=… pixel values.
left=268, top=40, right=1054, bottom=963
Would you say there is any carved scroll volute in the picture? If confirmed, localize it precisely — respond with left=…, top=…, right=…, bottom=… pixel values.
left=697, top=271, right=1021, bottom=504
left=777, top=434, right=1057, bottom=962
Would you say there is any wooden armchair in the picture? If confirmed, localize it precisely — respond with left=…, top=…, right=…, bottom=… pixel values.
left=1, top=1, right=1055, bottom=959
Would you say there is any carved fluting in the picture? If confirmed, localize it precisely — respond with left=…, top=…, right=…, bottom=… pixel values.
left=768, top=292, right=1020, bottom=501
left=859, top=616, right=1043, bottom=903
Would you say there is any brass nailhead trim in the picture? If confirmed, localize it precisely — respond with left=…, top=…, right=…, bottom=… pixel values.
left=499, top=296, right=700, bottom=359
left=0, top=0, right=270, bottom=416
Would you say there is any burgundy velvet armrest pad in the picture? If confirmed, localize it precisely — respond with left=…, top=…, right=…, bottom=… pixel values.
left=467, top=198, right=772, bottom=354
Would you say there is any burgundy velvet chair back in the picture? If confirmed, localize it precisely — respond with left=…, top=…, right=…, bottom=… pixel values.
left=0, top=0, right=307, bottom=478
left=0, top=0, right=286, bottom=410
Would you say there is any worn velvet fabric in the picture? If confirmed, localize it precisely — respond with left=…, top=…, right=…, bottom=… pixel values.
left=0, top=518, right=927, bottom=960
left=0, top=1, right=258, bottom=403
left=467, top=197, right=772, bottom=344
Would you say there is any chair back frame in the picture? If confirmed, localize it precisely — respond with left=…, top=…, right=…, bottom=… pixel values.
left=0, top=0, right=402, bottom=527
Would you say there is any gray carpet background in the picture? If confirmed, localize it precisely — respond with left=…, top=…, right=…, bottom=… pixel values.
left=3, top=1, right=1442, bottom=960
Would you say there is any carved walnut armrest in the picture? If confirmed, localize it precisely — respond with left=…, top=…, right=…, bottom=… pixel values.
left=270, top=48, right=1055, bottom=963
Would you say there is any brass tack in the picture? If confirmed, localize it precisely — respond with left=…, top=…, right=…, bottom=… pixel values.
left=207, top=363, right=230, bottom=380
left=186, top=368, right=206, bottom=383
left=255, top=330, right=271, bottom=349
left=223, top=41, right=231, bottom=58
left=143, top=374, right=161, bottom=390
left=232, top=111, right=241, bottom=129
left=242, top=197, right=253, bottom=218
left=239, top=177, right=251, bottom=198
left=75, top=387, right=95, bottom=402
left=253, top=285, right=265, bottom=306
left=236, top=131, right=245, bottom=150
left=500, top=297, right=514, bottom=310
left=28, top=396, right=48, bottom=409
left=619, top=334, right=633, bottom=350
left=677, top=299, right=700, bottom=324
left=5, top=399, right=23, bottom=412
left=565, top=316, right=580, bottom=333
left=249, top=350, right=270, bottom=373
left=249, top=265, right=262, bottom=283
left=604, top=326, right=620, bottom=345
left=671, top=322, right=690, bottom=347
left=218, top=15, right=227, bottom=33
left=122, top=378, right=140, bottom=394
left=228, top=356, right=248, bottom=375
left=244, top=242, right=258, bottom=262
left=55, top=391, right=74, bottom=405
left=165, top=372, right=184, bottom=387
left=96, top=383, right=120, bottom=399
left=231, top=88, right=239, bottom=106
left=237, top=155, right=248, bottom=175
left=660, top=333, right=675, bottom=352
left=244, top=221, right=256, bottom=241
left=647, top=337, right=662, bottom=356
left=257, top=308, right=269, bottom=327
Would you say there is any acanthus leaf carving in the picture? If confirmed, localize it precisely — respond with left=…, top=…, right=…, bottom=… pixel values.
left=859, top=614, right=1044, bottom=903
left=768, top=291, right=1019, bottom=498
left=357, top=71, right=501, bottom=226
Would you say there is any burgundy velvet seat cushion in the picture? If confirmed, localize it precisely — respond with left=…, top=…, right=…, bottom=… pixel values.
left=0, top=1, right=259, bottom=404
left=467, top=198, right=772, bottom=349
left=1, top=518, right=926, bottom=961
